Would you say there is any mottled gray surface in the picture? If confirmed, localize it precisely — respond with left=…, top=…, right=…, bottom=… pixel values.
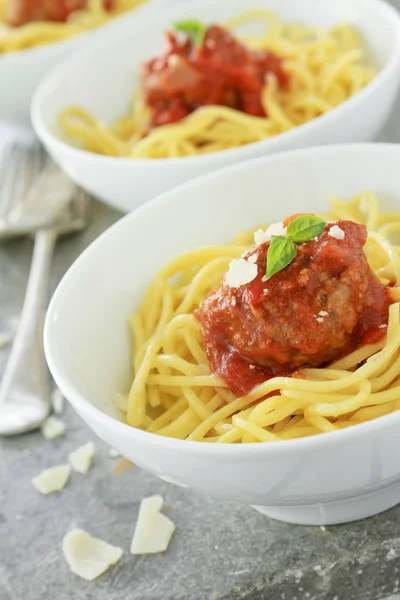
left=3, top=9, right=400, bottom=600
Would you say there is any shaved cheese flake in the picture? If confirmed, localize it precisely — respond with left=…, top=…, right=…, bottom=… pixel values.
left=32, top=465, right=71, bottom=494
left=226, top=259, right=258, bottom=288
left=316, top=317, right=324, bottom=324
left=41, top=416, right=66, bottom=440
left=62, top=529, right=123, bottom=581
left=131, top=495, right=175, bottom=555
left=246, top=254, right=257, bottom=264
left=167, top=54, right=179, bottom=67
left=69, top=442, right=95, bottom=474
left=51, top=388, right=64, bottom=414
left=254, top=222, right=287, bottom=245
left=328, top=225, right=345, bottom=240
left=318, top=311, right=329, bottom=317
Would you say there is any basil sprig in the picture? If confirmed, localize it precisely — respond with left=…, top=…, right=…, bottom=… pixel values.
left=266, top=237, right=297, bottom=279
left=286, top=215, right=326, bottom=242
left=266, top=215, right=326, bottom=279
left=174, top=20, right=208, bottom=47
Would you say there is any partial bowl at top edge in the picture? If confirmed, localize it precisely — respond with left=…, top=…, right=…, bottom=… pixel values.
left=0, top=0, right=164, bottom=126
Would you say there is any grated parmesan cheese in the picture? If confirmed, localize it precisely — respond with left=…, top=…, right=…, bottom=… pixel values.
left=62, top=529, right=123, bottom=581
left=316, top=317, right=324, bottom=324
left=41, top=416, right=66, bottom=440
left=254, top=222, right=287, bottom=246
left=225, top=259, right=258, bottom=288
left=247, top=254, right=257, bottom=264
left=379, top=324, right=387, bottom=329
left=318, top=311, right=329, bottom=317
left=32, top=465, right=71, bottom=494
left=131, top=495, right=175, bottom=555
left=167, top=54, right=179, bottom=67
left=328, top=225, right=345, bottom=240
left=69, top=442, right=95, bottom=474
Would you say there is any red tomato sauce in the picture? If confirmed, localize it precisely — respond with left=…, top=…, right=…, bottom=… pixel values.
left=141, top=25, right=288, bottom=128
left=5, top=0, right=113, bottom=27
left=196, top=220, right=391, bottom=397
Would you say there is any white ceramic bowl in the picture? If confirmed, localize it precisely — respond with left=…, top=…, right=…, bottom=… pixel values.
left=0, top=0, right=157, bottom=126
left=33, top=0, right=400, bottom=213
left=45, top=143, right=400, bottom=526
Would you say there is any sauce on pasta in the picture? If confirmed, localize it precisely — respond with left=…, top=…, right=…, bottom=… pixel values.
left=142, top=24, right=288, bottom=128
left=196, top=219, right=390, bottom=396
left=116, top=193, right=400, bottom=443
left=59, top=10, right=377, bottom=159
left=3, top=0, right=111, bottom=27
left=0, top=0, right=147, bottom=52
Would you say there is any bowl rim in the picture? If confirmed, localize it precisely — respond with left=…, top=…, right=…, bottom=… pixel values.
left=32, top=0, right=400, bottom=167
left=44, top=142, right=400, bottom=457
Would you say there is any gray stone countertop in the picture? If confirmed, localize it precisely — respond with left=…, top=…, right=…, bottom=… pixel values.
left=4, top=13, right=400, bottom=600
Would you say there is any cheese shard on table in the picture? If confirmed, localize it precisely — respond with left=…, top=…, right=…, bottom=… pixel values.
left=62, top=529, right=123, bottom=581
left=32, top=465, right=71, bottom=494
left=41, top=416, right=66, bottom=440
left=69, top=442, right=95, bottom=474
left=131, top=494, right=175, bottom=555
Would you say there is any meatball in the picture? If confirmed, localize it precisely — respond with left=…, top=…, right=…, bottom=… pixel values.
left=197, top=219, right=389, bottom=395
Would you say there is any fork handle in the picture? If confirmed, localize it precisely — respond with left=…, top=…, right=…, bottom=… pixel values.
left=0, top=228, right=56, bottom=435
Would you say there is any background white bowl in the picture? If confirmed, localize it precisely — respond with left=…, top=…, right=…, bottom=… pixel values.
left=0, top=0, right=157, bottom=126
left=33, top=0, right=400, bottom=213
left=45, top=143, right=400, bottom=526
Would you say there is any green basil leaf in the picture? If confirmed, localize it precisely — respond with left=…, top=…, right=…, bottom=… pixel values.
left=174, top=20, right=207, bottom=47
left=266, top=236, right=297, bottom=279
left=286, top=215, right=326, bottom=243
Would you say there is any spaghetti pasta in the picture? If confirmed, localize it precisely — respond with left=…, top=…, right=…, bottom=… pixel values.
left=117, top=193, right=400, bottom=443
left=59, top=10, right=377, bottom=159
left=0, top=0, right=147, bottom=53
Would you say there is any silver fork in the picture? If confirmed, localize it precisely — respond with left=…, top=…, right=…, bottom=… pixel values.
left=0, top=147, right=91, bottom=435
left=0, top=142, right=45, bottom=232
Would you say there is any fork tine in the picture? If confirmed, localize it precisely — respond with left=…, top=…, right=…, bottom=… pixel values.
left=0, top=145, right=21, bottom=218
left=7, top=142, right=45, bottom=223
left=0, top=144, right=38, bottom=219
